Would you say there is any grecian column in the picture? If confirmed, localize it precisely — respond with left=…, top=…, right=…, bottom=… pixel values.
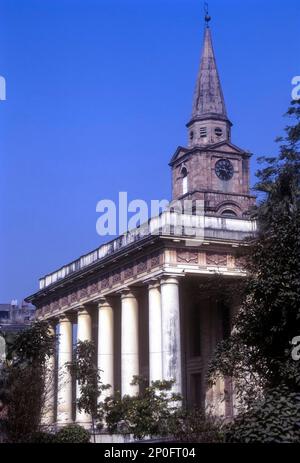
left=76, top=306, right=92, bottom=425
left=121, top=289, right=139, bottom=396
left=160, top=276, right=182, bottom=395
left=41, top=320, right=56, bottom=427
left=57, top=314, right=73, bottom=425
left=148, top=280, right=163, bottom=383
left=97, top=298, right=114, bottom=400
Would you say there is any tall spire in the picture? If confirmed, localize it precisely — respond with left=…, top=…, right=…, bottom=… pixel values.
left=192, top=24, right=227, bottom=120
left=187, top=13, right=231, bottom=147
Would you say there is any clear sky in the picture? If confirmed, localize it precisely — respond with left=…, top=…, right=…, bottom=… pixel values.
left=0, top=0, right=299, bottom=303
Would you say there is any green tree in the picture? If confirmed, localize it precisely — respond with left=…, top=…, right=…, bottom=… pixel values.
left=208, top=100, right=300, bottom=440
left=102, top=376, right=181, bottom=440
left=0, top=321, right=56, bottom=442
left=102, top=377, right=223, bottom=442
left=68, top=340, right=110, bottom=442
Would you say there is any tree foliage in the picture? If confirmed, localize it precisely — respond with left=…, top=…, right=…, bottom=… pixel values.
left=225, top=386, right=300, bottom=443
left=208, top=100, right=300, bottom=440
left=102, top=377, right=224, bottom=442
left=102, top=376, right=181, bottom=439
left=0, top=321, right=56, bottom=442
left=68, top=340, right=111, bottom=440
left=170, top=408, right=224, bottom=443
left=55, top=424, right=91, bottom=443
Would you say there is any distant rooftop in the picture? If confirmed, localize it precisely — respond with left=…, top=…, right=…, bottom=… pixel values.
left=0, top=301, right=35, bottom=331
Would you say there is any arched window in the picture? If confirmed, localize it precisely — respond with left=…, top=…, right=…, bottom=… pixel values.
left=181, top=167, right=188, bottom=195
left=221, top=209, right=237, bottom=217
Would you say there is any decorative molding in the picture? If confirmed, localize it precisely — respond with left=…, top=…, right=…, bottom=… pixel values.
left=60, top=296, right=68, bottom=307
left=101, top=274, right=110, bottom=289
left=89, top=281, right=98, bottom=295
left=70, top=292, right=77, bottom=303
left=124, top=264, right=134, bottom=279
left=78, top=285, right=88, bottom=299
left=235, top=256, right=246, bottom=269
left=53, top=300, right=59, bottom=311
left=112, top=271, right=121, bottom=284
left=206, top=252, right=227, bottom=266
left=137, top=258, right=148, bottom=274
left=177, top=250, right=198, bottom=264
left=150, top=252, right=160, bottom=267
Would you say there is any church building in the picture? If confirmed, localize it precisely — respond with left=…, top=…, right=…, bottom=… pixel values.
left=26, top=16, right=256, bottom=427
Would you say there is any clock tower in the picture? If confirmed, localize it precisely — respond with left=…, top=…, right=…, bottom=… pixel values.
left=170, top=17, right=255, bottom=217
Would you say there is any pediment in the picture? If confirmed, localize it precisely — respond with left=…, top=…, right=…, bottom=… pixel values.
left=169, top=146, right=189, bottom=166
left=169, top=141, right=251, bottom=166
left=206, top=141, right=250, bottom=155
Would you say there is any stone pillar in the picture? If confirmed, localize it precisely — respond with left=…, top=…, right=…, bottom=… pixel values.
left=148, top=281, right=163, bottom=383
left=207, top=379, right=226, bottom=417
left=98, top=298, right=114, bottom=400
left=160, top=276, right=182, bottom=394
left=76, top=306, right=92, bottom=425
left=41, top=321, right=56, bottom=426
left=121, top=289, right=139, bottom=396
left=57, top=315, right=73, bottom=425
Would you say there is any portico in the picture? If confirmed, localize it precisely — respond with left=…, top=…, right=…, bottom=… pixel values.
left=31, top=212, right=256, bottom=427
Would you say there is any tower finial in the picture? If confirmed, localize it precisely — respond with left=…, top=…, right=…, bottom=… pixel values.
left=204, top=2, right=211, bottom=27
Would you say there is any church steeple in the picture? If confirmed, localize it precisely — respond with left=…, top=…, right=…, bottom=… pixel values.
left=169, top=11, right=255, bottom=217
left=187, top=16, right=232, bottom=147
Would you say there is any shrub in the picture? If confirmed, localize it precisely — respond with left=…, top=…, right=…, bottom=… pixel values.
left=55, top=424, right=91, bottom=443
left=27, top=431, right=55, bottom=443
left=102, top=377, right=181, bottom=439
left=226, top=386, right=300, bottom=443
left=171, top=409, right=224, bottom=443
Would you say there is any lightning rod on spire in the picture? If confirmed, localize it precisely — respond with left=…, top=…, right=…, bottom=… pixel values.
left=204, top=2, right=211, bottom=27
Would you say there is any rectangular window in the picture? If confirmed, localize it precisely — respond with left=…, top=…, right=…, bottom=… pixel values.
left=182, top=176, right=188, bottom=194
left=191, top=373, right=202, bottom=408
left=190, top=304, right=201, bottom=357
left=200, top=127, right=207, bottom=138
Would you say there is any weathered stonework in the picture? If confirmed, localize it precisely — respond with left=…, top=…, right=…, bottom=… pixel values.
left=137, top=258, right=148, bottom=274
left=170, top=147, right=255, bottom=217
left=206, top=252, right=227, bottom=267
left=177, top=250, right=198, bottom=264
left=169, top=27, right=255, bottom=217
left=124, top=264, right=134, bottom=279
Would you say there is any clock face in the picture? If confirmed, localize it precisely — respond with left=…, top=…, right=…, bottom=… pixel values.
left=215, top=159, right=234, bottom=181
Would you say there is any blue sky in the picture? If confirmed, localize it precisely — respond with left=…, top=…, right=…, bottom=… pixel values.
left=0, top=0, right=299, bottom=303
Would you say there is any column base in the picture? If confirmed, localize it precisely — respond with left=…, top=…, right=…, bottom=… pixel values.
left=75, top=420, right=93, bottom=430
left=56, top=419, right=74, bottom=429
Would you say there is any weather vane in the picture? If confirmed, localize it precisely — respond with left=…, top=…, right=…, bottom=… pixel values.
left=204, top=2, right=211, bottom=27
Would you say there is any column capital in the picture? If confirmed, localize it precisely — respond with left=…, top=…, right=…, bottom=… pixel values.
left=47, top=316, right=59, bottom=327
left=96, top=297, right=111, bottom=309
left=160, top=276, right=180, bottom=286
left=46, top=320, right=57, bottom=336
left=146, top=278, right=160, bottom=290
left=118, top=287, right=138, bottom=300
left=58, top=313, right=73, bottom=323
left=76, top=305, right=91, bottom=315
